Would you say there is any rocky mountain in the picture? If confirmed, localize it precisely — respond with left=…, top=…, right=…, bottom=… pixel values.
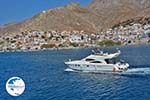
left=89, top=0, right=150, bottom=29
left=1, top=0, right=150, bottom=35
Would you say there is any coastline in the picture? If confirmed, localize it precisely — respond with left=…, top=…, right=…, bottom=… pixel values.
left=0, top=42, right=149, bottom=53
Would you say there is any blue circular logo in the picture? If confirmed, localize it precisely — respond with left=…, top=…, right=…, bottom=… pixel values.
left=6, top=77, right=25, bottom=96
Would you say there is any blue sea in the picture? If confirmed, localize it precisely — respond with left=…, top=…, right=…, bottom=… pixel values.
left=0, top=44, right=150, bottom=100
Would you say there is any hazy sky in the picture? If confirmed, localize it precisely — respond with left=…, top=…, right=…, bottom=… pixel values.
left=0, top=0, right=92, bottom=25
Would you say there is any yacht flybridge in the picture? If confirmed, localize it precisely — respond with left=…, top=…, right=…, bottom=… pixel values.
left=65, top=49, right=129, bottom=73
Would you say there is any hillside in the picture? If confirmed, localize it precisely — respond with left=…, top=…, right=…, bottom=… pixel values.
left=89, top=0, right=150, bottom=30
left=1, top=0, right=150, bottom=35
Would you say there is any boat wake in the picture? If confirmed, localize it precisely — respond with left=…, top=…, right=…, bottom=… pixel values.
left=65, top=68, right=150, bottom=76
left=121, top=68, right=150, bottom=76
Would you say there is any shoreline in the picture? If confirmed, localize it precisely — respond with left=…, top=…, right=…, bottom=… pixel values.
left=0, top=43, right=149, bottom=53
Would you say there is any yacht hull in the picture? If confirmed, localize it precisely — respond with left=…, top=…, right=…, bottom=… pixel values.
left=65, top=63, right=126, bottom=73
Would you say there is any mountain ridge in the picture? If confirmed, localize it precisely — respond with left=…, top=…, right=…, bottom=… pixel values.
left=1, top=0, right=150, bottom=35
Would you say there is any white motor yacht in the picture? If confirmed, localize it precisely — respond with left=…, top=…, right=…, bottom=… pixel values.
left=65, top=49, right=129, bottom=73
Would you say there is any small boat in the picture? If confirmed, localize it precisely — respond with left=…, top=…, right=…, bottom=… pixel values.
left=64, top=49, right=129, bottom=73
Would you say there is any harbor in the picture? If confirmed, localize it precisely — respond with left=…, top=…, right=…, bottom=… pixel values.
left=0, top=22, right=150, bottom=52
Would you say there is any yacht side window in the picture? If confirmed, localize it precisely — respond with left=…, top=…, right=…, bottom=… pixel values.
left=91, top=61, right=102, bottom=63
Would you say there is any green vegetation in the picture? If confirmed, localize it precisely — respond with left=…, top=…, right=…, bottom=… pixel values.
left=58, top=44, right=65, bottom=47
left=99, top=40, right=121, bottom=46
left=41, top=44, right=56, bottom=48
left=11, top=40, right=16, bottom=43
left=69, top=43, right=79, bottom=47
left=144, top=18, right=150, bottom=24
left=0, top=41, right=4, bottom=45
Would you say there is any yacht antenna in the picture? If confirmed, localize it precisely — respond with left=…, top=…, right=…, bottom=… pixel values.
left=116, top=48, right=121, bottom=53
left=92, top=50, right=96, bottom=54
left=97, top=49, right=101, bottom=53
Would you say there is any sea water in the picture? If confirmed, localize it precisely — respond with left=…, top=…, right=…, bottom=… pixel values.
left=0, top=44, right=150, bottom=100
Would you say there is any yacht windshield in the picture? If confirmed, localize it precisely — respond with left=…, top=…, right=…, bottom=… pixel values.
left=105, top=58, right=117, bottom=64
